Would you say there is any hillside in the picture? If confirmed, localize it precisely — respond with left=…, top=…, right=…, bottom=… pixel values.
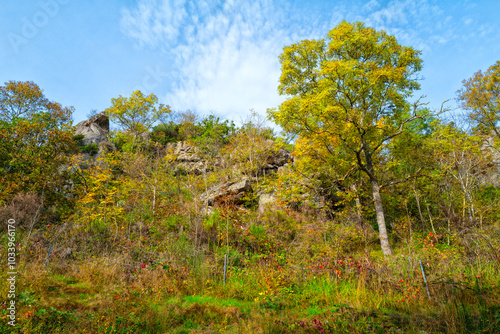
left=1, top=22, right=500, bottom=333
left=1, top=106, right=499, bottom=333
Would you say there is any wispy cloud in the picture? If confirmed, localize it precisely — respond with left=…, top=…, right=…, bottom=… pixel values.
left=120, top=0, right=328, bottom=117
left=120, top=0, right=499, bottom=117
left=120, top=0, right=187, bottom=48
left=357, top=0, right=448, bottom=51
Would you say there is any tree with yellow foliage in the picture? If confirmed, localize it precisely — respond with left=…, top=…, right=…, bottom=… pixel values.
left=458, top=61, right=500, bottom=139
left=0, top=81, right=75, bottom=208
left=105, top=90, right=171, bottom=137
left=268, top=21, right=426, bottom=256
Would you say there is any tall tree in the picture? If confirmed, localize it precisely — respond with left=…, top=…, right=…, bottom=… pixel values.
left=0, top=81, right=75, bottom=207
left=268, top=21, right=425, bottom=255
left=458, top=61, right=500, bottom=139
left=0, top=81, right=48, bottom=121
left=105, top=90, right=171, bottom=137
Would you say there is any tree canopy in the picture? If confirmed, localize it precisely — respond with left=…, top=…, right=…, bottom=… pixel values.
left=105, top=90, right=171, bottom=136
left=0, top=80, right=75, bottom=207
left=458, top=60, right=500, bottom=139
left=268, top=21, right=424, bottom=255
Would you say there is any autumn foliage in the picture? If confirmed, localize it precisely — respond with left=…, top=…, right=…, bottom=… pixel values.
left=0, top=81, right=75, bottom=210
left=1, top=22, right=500, bottom=334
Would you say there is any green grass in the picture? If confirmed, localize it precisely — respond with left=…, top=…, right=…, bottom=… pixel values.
left=2, top=193, right=500, bottom=333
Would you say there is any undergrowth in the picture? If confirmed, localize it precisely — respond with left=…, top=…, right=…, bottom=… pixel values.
left=1, top=205, right=499, bottom=333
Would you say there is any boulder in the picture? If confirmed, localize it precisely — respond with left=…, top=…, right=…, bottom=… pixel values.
left=200, top=179, right=252, bottom=206
left=479, top=135, right=500, bottom=187
left=261, top=148, right=293, bottom=174
left=59, top=247, right=74, bottom=260
left=73, top=112, right=116, bottom=170
left=74, top=112, right=109, bottom=146
left=258, top=193, right=277, bottom=213
left=175, top=161, right=207, bottom=175
left=270, top=149, right=294, bottom=166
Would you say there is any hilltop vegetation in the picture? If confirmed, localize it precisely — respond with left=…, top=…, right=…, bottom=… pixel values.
left=1, top=22, right=500, bottom=333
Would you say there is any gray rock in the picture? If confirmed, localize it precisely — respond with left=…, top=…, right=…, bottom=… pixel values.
left=261, top=148, right=293, bottom=174
left=200, top=179, right=252, bottom=206
left=173, top=141, right=199, bottom=155
left=60, top=248, right=73, bottom=260
left=175, top=161, right=207, bottom=175
left=270, top=149, right=293, bottom=166
left=258, top=193, right=277, bottom=213
left=177, top=152, right=202, bottom=163
left=169, top=142, right=224, bottom=175
left=479, top=134, right=500, bottom=187
left=74, top=112, right=109, bottom=146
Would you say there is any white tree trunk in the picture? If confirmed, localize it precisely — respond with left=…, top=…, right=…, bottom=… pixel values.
left=370, top=178, right=392, bottom=256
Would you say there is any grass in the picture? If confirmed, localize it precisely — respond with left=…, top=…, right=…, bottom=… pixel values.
left=2, top=160, right=500, bottom=333
left=2, top=220, right=499, bottom=333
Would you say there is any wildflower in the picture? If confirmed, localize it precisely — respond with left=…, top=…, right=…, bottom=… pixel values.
left=142, top=264, right=146, bottom=268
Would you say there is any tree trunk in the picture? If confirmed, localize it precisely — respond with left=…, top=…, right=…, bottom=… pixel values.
left=370, top=178, right=392, bottom=256
left=363, top=146, right=393, bottom=256
left=350, top=184, right=363, bottom=223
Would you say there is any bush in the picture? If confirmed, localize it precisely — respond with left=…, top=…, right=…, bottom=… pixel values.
left=151, top=122, right=182, bottom=144
left=81, top=143, right=98, bottom=155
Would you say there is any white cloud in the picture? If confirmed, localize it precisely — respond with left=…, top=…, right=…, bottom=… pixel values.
left=357, top=0, right=449, bottom=51
left=363, top=0, right=380, bottom=12
left=119, top=0, right=499, bottom=119
left=120, top=0, right=187, bottom=47
left=120, top=0, right=327, bottom=118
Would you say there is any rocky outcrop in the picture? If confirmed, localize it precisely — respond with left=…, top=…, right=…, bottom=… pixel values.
left=72, top=112, right=115, bottom=170
left=479, top=134, right=500, bottom=187
left=74, top=112, right=110, bottom=146
left=166, top=141, right=293, bottom=177
left=172, top=142, right=202, bottom=162
left=200, top=179, right=252, bottom=206
left=166, top=142, right=223, bottom=175
left=269, top=149, right=294, bottom=169
left=166, top=142, right=293, bottom=208
left=261, top=148, right=294, bottom=175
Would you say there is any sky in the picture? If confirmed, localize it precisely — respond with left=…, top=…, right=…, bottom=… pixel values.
left=1, top=0, right=499, bottom=126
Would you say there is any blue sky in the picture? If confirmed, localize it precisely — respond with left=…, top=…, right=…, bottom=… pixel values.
left=1, top=0, right=499, bottom=125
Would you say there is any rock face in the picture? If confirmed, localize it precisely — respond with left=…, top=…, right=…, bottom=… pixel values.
left=166, top=142, right=293, bottom=208
left=165, top=141, right=293, bottom=177
left=479, top=135, right=500, bottom=187
left=72, top=112, right=115, bottom=170
left=173, top=142, right=202, bottom=162
left=74, top=112, right=109, bottom=145
left=166, top=142, right=223, bottom=175
left=200, top=179, right=252, bottom=206
left=269, top=149, right=293, bottom=168
left=261, top=148, right=294, bottom=174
